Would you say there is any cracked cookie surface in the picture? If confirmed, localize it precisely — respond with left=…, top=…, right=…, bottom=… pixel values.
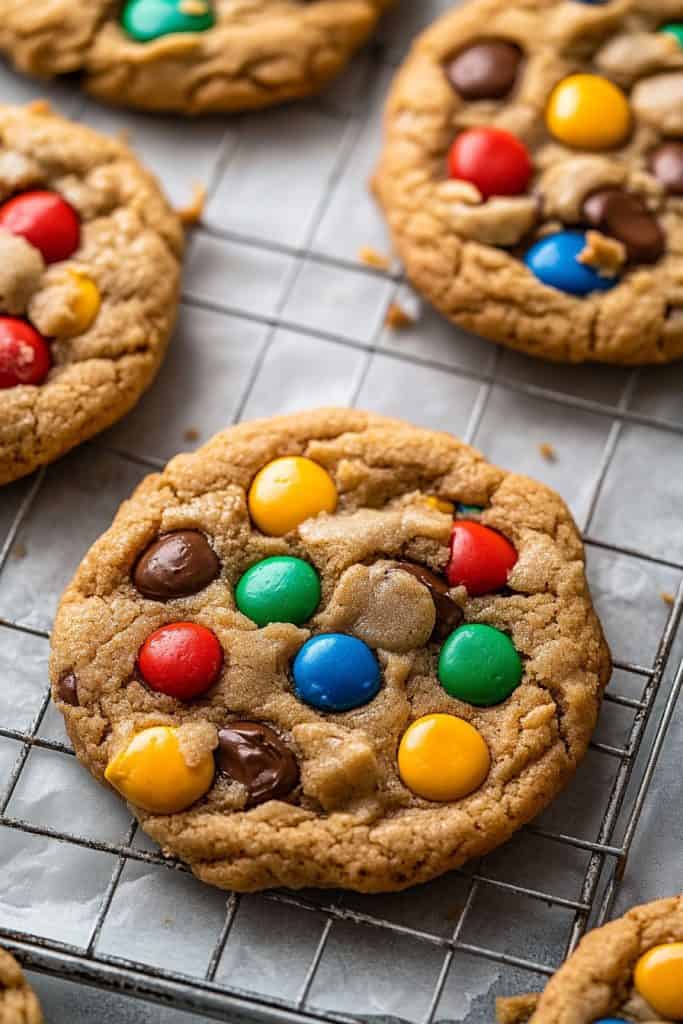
left=0, top=102, right=183, bottom=485
left=0, top=948, right=42, bottom=1024
left=0, top=1, right=394, bottom=115
left=498, top=895, right=683, bottom=1024
left=50, top=408, right=611, bottom=893
left=374, top=0, right=683, bottom=364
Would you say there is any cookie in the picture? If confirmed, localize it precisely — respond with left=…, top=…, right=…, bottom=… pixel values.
left=0, top=948, right=43, bottom=1024
left=0, top=102, right=183, bottom=485
left=497, top=895, right=683, bottom=1024
left=373, top=0, right=683, bottom=365
left=0, top=1, right=393, bottom=115
left=50, top=409, right=611, bottom=893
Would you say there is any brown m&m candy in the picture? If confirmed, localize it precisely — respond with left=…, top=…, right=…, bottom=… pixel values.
left=57, top=671, right=79, bottom=706
left=217, top=722, right=299, bottom=805
left=649, top=142, right=683, bottom=195
left=445, top=40, right=521, bottom=100
left=582, top=189, right=665, bottom=263
left=393, top=563, right=463, bottom=642
left=133, top=530, right=220, bottom=600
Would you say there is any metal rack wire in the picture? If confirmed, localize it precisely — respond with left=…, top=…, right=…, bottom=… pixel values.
left=0, top=9, right=682, bottom=1021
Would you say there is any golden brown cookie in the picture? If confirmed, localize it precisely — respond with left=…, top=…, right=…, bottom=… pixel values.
left=0, top=101, right=183, bottom=485
left=0, top=1, right=394, bottom=115
left=50, top=408, right=611, bottom=893
left=0, top=948, right=43, bottom=1024
left=374, top=0, right=683, bottom=365
left=497, top=895, right=683, bottom=1024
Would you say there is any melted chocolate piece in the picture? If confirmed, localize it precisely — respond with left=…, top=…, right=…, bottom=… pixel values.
left=133, top=530, right=220, bottom=600
left=445, top=40, right=522, bottom=100
left=394, top=562, right=463, bottom=642
left=649, top=142, right=683, bottom=196
left=57, top=671, right=79, bottom=706
left=583, top=189, right=665, bottom=264
left=217, top=722, right=299, bottom=805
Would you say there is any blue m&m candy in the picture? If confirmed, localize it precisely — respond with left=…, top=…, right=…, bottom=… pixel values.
left=593, top=1019, right=629, bottom=1023
left=524, top=231, right=617, bottom=296
left=293, top=634, right=381, bottom=712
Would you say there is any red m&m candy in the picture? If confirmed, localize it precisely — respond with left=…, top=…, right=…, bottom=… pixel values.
left=447, top=128, right=533, bottom=199
left=0, top=190, right=80, bottom=264
left=0, top=317, right=51, bottom=389
left=138, top=622, right=223, bottom=700
left=447, top=520, right=518, bottom=595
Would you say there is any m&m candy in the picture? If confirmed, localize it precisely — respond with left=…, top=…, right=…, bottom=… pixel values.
left=138, top=622, right=223, bottom=700
left=448, top=127, right=533, bottom=199
left=661, top=23, right=683, bottom=48
left=546, top=74, right=631, bottom=150
left=105, top=725, right=215, bottom=813
left=293, top=633, right=381, bottom=712
left=634, top=942, right=683, bottom=1019
left=438, top=624, right=523, bottom=706
left=133, top=530, right=220, bottom=600
left=445, top=41, right=522, bottom=101
left=121, top=0, right=215, bottom=43
left=217, top=721, right=299, bottom=805
left=447, top=520, right=517, bottom=595
left=582, top=190, right=664, bottom=264
left=524, top=231, right=617, bottom=296
left=63, top=271, right=101, bottom=337
left=0, top=190, right=80, bottom=264
left=456, top=502, right=484, bottom=517
left=398, top=713, right=490, bottom=801
left=248, top=456, right=337, bottom=536
left=236, top=556, right=321, bottom=627
left=0, top=318, right=51, bottom=389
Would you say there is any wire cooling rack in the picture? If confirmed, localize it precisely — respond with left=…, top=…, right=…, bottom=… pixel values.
left=1, top=3, right=682, bottom=1021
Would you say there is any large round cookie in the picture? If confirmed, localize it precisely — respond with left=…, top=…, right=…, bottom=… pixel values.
left=498, top=895, right=683, bottom=1024
left=374, top=0, right=683, bottom=365
left=0, top=1, right=394, bottom=115
left=0, top=102, right=183, bottom=485
left=50, top=409, right=611, bottom=893
left=0, top=948, right=43, bottom=1024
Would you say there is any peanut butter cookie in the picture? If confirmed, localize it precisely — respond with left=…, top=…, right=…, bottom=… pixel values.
left=0, top=102, right=183, bottom=485
left=498, top=895, right=683, bottom=1024
left=50, top=410, right=611, bottom=893
left=374, top=0, right=683, bottom=364
left=0, top=1, right=394, bottom=115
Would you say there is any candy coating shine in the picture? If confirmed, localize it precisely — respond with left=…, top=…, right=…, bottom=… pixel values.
left=248, top=456, right=337, bottom=536
left=398, top=714, right=490, bottom=801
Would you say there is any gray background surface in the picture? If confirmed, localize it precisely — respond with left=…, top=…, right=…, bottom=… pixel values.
left=0, top=2, right=681, bottom=1021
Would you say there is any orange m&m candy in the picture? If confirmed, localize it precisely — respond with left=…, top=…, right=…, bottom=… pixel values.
left=634, top=942, right=683, bottom=1019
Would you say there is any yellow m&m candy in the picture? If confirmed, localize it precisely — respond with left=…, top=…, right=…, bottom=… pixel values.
left=634, top=942, right=683, bottom=1019
left=398, top=713, right=490, bottom=802
left=248, top=456, right=337, bottom=536
left=105, top=725, right=215, bottom=814
left=424, top=496, right=455, bottom=515
left=546, top=74, right=631, bottom=150
left=64, top=270, right=101, bottom=337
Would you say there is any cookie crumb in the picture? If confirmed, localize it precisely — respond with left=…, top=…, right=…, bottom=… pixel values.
left=579, top=230, right=626, bottom=276
left=660, top=591, right=675, bottom=606
left=184, top=427, right=200, bottom=443
left=11, top=541, right=27, bottom=560
left=177, top=182, right=207, bottom=227
left=385, top=301, right=414, bottom=330
left=359, top=246, right=390, bottom=271
left=25, top=98, right=53, bottom=116
left=538, top=442, right=557, bottom=462
left=496, top=994, right=540, bottom=1024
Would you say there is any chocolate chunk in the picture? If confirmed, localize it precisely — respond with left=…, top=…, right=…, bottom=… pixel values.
left=394, top=562, right=463, bottom=642
left=217, top=722, right=299, bottom=805
left=445, top=41, right=522, bottom=100
left=133, top=530, right=220, bottom=600
left=582, top=189, right=665, bottom=264
left=57, top=671, right=79, bottom=706
left=649, top=142, right=683, bottom=196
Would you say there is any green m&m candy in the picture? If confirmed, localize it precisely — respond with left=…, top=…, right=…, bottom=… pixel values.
left=122, top=0, right=215, bottom=44
left=438, top=623, right=522, bottom=707
left=456, top=502, right=484, bottom=517
left=236, top=557, right=321, bottom=627
left=661, top=24, right=683, bottom=48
